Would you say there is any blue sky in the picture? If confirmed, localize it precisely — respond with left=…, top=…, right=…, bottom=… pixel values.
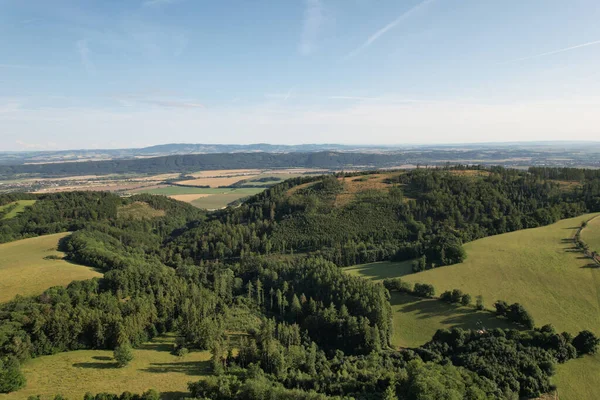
left=1, top=0, right=600, bottom=150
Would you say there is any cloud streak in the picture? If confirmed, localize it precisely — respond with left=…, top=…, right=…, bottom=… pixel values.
left=345, top=0, right=434, bottom=59
left=300, top=0, right=325, bottom=55
left=76, top=39, right=95, bottom=73
left=505, top=39, right=600, bottom=63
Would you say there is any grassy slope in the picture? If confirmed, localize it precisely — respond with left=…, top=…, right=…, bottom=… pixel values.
left=0, top=233, right=102, bottom=303
left=581, top=215, right=600, bottom=253
left=0, top=335, right=211, bottom=400
left=348, top=214, right=600, bottom=400
left=0, top=200, right=36, bottom=219
left=403, top=213, right=600, bottom=335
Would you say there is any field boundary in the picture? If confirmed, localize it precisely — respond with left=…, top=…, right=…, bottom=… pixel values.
left=574, top=215, right=600, bottom=266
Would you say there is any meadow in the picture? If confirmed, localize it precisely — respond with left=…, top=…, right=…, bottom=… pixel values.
left=0, top=335, right=211, bottom=400
left=0, top=233, right=102, bottom=303
left=347, top=213, right=600, bottom=400
left=0, top=200, right=36, bottom=219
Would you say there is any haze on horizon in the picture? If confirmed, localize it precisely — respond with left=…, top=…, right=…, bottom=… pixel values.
left=1, top=0, right=600, bottom=151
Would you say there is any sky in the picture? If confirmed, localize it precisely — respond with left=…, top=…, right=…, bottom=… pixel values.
left=1, top=0, right=600, bottom=151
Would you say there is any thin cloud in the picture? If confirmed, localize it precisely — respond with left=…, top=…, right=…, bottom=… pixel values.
left=300, top=0, right=325, bottom=55
left=505, top=40, right=600, bottom=63
left=345, top=0, right=435, bottom=59
left=76, top=39, right=95, bottom=73
left=114, top=95, right=205, bottom=109
left=329, top=96, right=379, bottom=101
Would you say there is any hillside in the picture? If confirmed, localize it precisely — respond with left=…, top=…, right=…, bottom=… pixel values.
left=0, top=233, right=102, bottom=303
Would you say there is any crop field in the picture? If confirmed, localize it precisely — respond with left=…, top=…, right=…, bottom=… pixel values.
left=0, top=200, right=36, bottom=219
left=0, top=335, right=211, bottom=400
left=0, top=233, right=102, bottom=303
left=581, top=215, right=600, bottom=253
left=137, top=186, right=265, bottom=209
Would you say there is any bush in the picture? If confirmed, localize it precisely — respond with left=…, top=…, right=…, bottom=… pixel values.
left=475, top=295, right=484, bottom=311
left=0, top=357, right=26, bottom=394
left=460, top=294, right=472, bottom=306
left=114, top=344, right=134, bottom=368
left=413, top=283, right=435, bottom=298
left=572, top=330, right=600, bottom=355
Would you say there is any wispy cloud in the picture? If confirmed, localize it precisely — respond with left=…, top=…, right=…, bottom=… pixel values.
left=299, top=0, right=325, bottom=55
left=328, top=95, right=379, bottom=101
left=143, top=0, right=182, bottom=7
left=115, top=95, right=204, bottom=109
left=76, top=39, right=95, bottom=73
left=345, top=0, right=435, bottom=59
left=505, top=39, right=600, bottom=63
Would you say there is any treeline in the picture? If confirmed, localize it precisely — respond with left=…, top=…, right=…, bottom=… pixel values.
left=164, top=167, right=596, bottom=270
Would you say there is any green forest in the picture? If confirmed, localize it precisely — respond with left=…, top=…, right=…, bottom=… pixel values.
left=1, top=166, right=599, bottom=399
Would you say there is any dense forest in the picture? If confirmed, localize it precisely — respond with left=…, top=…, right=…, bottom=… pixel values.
left=1, top=166, right=600, bottom=399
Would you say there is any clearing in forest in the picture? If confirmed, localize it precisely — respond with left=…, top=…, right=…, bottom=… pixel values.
left=0, top=233, right=102, bottom=303
left=117, top=202, right=166, bottom=219
left=0, top=200, right=36, bottom=219
left=0, top=335, right=211, bottom=400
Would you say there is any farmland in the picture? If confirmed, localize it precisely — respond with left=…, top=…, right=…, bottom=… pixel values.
left=0, top=233, right=102, bottom=303
left=136, top=186, right=264, bottom=209
left=0, top=335, right=211, bottom=400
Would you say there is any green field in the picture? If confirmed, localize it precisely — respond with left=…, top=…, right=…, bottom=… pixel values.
left=0, top=233, right=102, bottom=303
left=581, top=215, right=600, bottom=253
left=139, top=186, right=263, bottom=196
left=402, top=213, right=600, bottom=335
left=0, top=335, right=211, bottom=400
left=347, top=214, right=600, bottom=400
left=389, top=292, right=517, bottom=348
left=0, top=200, right=36, bottom=219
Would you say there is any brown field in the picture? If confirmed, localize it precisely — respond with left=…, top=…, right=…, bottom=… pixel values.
left=169, top=194, right=212, bottom=203
left=188, top=169, right=262, bottom=178
left=335, top=174, right=395, bottom=207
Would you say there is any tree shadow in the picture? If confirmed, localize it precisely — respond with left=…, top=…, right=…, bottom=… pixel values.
left=161, top=391, right=190, bottom=400
left=137, top=341, right=174, bottom=353
left=72, top=362, right=118, bottom=369
left=390, top=293, right=520, bottom=332
left=344, top=260, right=414, bottom=281
left=141, top=360, right=211, bottom=376
left=92, top=356, right=112, bottom=361
left=581, top=264, right=600, bottom=269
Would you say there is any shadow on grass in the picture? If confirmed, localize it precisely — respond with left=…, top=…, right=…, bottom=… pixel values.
left=92, top=356, right=112, bottom=361
left=73, top=362, right=118, bottom=369
left=161, top=391, right=190, bottom=400
left=141, top=360, right=211, bottom=376
left=345, top=261, right=414, bottom=281
left=137, top=341, right=174, bottom=353
left=390, top=293, right=520, bottom=332
left=581, top=264, right=600, bottom=269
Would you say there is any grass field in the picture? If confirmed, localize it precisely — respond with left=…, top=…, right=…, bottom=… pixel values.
left=0, top=335, right=211, bottom=400
left=553, top=353, right=600, bottom=400
left=401, top=213, right=600, bottom=335
left=389, top=292, right=517, bottom=348
left=0, top=233, right=102, bottom=303
left=581, top=215, right=600, bottom=253
left=344, top=260, right=414, bottom=281
left=0, top=200, right=36, bottom=219
left=118, top=202, right=166, bottom=219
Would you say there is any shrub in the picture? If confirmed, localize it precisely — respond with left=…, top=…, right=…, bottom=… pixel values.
left=460, top=294, right=472, bottom=306
left=572, top=330, right=600, bottom=355
left=0, top=357, right=26, bottom=394
left=114, top=344, right=134, bottom=368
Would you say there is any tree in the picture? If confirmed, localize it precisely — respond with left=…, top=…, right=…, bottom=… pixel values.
left=113, top=344, right=134, bottom=368
left=475, top=295, right=484, bottom=311
left=572, top=330, right=600, bottom=355
left=0, top=357, right=26, bottom=393
left=290, top=294, right=302, bottom=320
left=460, top=293, right=472, bottom=306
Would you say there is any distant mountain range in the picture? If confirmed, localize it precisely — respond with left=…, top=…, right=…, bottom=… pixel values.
left=2, top=141, right=600, bottom=166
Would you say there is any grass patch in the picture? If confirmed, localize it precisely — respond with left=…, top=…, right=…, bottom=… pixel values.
left=389, top=292, right=517, bottom=348
left=190, top=189, right=264, bottom=210
left=553, top=353, right=600, bottom=400
left=401, top=213, right=600, bottom=335
left=0, top=233, right=102, bottom=303
left=0, top=335, right=211, bottom=400
left=0, top=200, right=36, bottom=219
left=581, top=215, right=600, bottom=253
left=138, top=186, right=233, bottom=195
left=118, top=202, right=166, bottom=219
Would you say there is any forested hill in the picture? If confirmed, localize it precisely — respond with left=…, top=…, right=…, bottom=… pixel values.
left=1, top=167, right=600, bottom=399
left=165, top=167, right=600, bottom=268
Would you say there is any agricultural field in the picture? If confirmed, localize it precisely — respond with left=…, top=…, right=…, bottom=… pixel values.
left=0, top=200, right=36, bottom=219
left=136, top=186, right=264, bottom=210
left=0, top=335, right=211, bottom=400
left=0, top=233, right=102, bottom=303
left=581, top=215, right=600, bottom=253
